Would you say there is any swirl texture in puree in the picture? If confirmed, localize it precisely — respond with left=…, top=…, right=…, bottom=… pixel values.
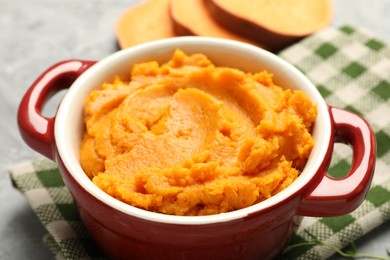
left=80, top=50, right=317, bottom=216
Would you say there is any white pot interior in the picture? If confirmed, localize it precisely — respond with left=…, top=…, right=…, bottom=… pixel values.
left=55, top=37, right=331, bottom=224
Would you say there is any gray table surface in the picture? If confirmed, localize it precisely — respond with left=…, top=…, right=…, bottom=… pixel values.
left=1, top=0, right=389, bottom=259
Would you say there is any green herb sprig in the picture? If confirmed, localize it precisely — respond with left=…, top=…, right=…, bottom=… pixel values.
left=282, top=230, right=390, bottom=259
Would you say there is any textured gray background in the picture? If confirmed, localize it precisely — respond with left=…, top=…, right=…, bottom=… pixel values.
left=1, top=0, right=389, bottom=259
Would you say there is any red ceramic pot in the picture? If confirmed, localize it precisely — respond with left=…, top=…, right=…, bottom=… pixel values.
left=18, top=37, right=376, bottom=260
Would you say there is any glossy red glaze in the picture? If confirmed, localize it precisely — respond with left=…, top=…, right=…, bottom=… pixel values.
left=17, top=40, right=376, bottom=259
left=17, top=60, right=95, bottom=160
left=57, top=150, right=301, bottom=259
left=297, top=106, right=376, bottom=216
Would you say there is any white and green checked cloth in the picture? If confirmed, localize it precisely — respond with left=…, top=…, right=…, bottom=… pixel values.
left=9, top=25, right=390, bottom=259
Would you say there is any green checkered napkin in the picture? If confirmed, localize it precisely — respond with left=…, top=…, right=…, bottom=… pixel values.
left=279, top=25, right=390, bottom=259
left=9, top=25, right=390, bottom=259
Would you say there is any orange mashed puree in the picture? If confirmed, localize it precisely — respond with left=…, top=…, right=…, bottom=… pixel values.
left=80, top=50, right=317, bottom=216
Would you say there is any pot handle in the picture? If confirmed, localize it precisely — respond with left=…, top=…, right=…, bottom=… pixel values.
left=18, top=60, right=96, bottom=160
left=297, top=106, right=376, bottom=217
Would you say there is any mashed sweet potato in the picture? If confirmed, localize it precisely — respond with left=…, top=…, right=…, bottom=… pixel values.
left=80, top=49, right=317, bottom=216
